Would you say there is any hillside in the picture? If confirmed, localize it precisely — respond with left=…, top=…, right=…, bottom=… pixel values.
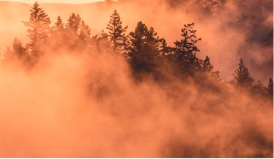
left=0, top=1, right=272, bottom=158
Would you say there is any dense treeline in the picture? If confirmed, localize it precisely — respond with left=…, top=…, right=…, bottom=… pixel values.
left=1, top=1, right=273, bottom=99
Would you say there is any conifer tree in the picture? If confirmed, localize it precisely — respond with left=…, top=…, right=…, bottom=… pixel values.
left=23, top=1, right=51, bottom=57
left=78, top=20, right=92, bottom=51
left=174, top=23, right=201, bottom=76
left=66, top=13, right=81, bottom=34
left=12, top=38, right=28, bottom=60
left=54, top=16, right=65, bottom=31
left=159, top=38, right=172, bottom=56
left=201, top=56, right=219, bottom=81
left=49, top=16, right=65, bottom=50
left=253, top=80, right=265, bottom=95
left=65, top=13, right=82, bottom=50
left=174, top=23, right=201, bottom=55
left=128, top=21, right=161, bottom=74
left=202, top=56, right=214, bottom=74
left=233, top=58, right=254, bottom=89
left=106, top=10, right=128, bottom=54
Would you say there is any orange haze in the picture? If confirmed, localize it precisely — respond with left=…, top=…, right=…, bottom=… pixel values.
left=0, top=0, right=272, bottom=157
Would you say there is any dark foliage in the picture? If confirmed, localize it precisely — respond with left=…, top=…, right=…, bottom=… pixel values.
left=233, top=58, right=254, bottom=89
left=2, top=1, right=272, bottom=103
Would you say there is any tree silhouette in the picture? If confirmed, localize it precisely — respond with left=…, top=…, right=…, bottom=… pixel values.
left=233, top=58, right=254, bottom=89
left=49, top=16, right=66, bottom=51
left=12, top=38, right=28, bottom=60
left=23, top=1, right=51, bottom=57
left=64, top=13, right=82, bottom=50
left=78, top=20, right=92, bottom=52
left=202, top=56, right=220, bottom=80
left=174, top=23, right=202, bottom=76
left=128, top=21, right=161, bottom=75
left=159, top=38, right=172, bottom=56
left=53, top=16, right=65, bottom=31
left=202, top=56, right=214, bottom=74
left=2, top=38, right=30, bottom=65
left=253, top=80, right=265, bottom=95
left=66, top=13, right=81, bottom=34
left=107, top=10, right=128, bottom=54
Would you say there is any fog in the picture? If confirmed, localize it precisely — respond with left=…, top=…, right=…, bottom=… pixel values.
left=0, top=0, right=272, bottom=157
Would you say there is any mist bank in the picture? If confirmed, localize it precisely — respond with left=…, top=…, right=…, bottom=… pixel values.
left=0, top=0, right=272, bottom=157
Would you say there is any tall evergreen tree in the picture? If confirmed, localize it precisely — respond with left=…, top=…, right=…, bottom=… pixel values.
left=174, top=23, right=202, bottom=76
left=201, top=56, right=220, bottom=80
left=65, top=13, right=82, bottom=50
left=159, top=38, right=172, bottom=56
left=253, top=80, right=265, bottom=95
left=53, top=16, right=65, bottom=31
left=78, top=20, right=92, bottom=51
left=128, top=21, right=161, bottom=74
left=66, top=13, right=81, bottom=34
left=23, top=1, right=51, bottom=57
left=12, top=38, right=28, bottom=60
left=106, top=10, right=128, bottom=54
left=49, top=16, right=66, bottom=51
left=233, top=58, right=254, bottom=89
left=202, top=56, right=214, bottom=74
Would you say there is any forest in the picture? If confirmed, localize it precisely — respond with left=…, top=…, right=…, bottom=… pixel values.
left=0, top=0, right=273, bottom=158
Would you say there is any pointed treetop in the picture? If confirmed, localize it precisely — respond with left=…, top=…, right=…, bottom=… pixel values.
left=233, top=58, right=254, bottom=88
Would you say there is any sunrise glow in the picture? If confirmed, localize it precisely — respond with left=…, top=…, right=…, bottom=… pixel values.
left=0, top=0, right=272, bottom=158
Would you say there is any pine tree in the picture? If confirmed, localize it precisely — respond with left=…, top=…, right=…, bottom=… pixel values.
left=53, top=16, right=65, bottom=31
left=12, top=38, right=28, bottom=60
left=252, top=80, right=264, bottom=94
left=159, top=38, right=172, bottom=56
left=66, top=13, right=81, bottom=34
left=106, top=10, right=128, bottom=54
left=201, top=56, right=220, bottom=80
left=128, top=21, right=161, bottom=74
left=49, top=16, right=66, bottom=51
left=233, top=58, right=254, bottom=89
left=174, top=23, right=202, bottom=76
left=78, top=20, right=92, bottom=51
left=65, top=13, right=82, bottom=50
left=202, top=56, right=214, bottom=74
left=23, top=1, right=51, bottom=57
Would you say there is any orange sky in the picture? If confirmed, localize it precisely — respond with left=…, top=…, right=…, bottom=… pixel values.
left=0, top=0, right=105, bottom=4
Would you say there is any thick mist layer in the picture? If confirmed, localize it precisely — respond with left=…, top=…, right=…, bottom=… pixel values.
left=0, top=0, right=272, bottom=158
left=0, top=49, right=272, bottom=157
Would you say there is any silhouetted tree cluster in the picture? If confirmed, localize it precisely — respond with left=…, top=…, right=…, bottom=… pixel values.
left=23, top=2, right=51, bottom=58
left=1, top=2, right=272, bottom=99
